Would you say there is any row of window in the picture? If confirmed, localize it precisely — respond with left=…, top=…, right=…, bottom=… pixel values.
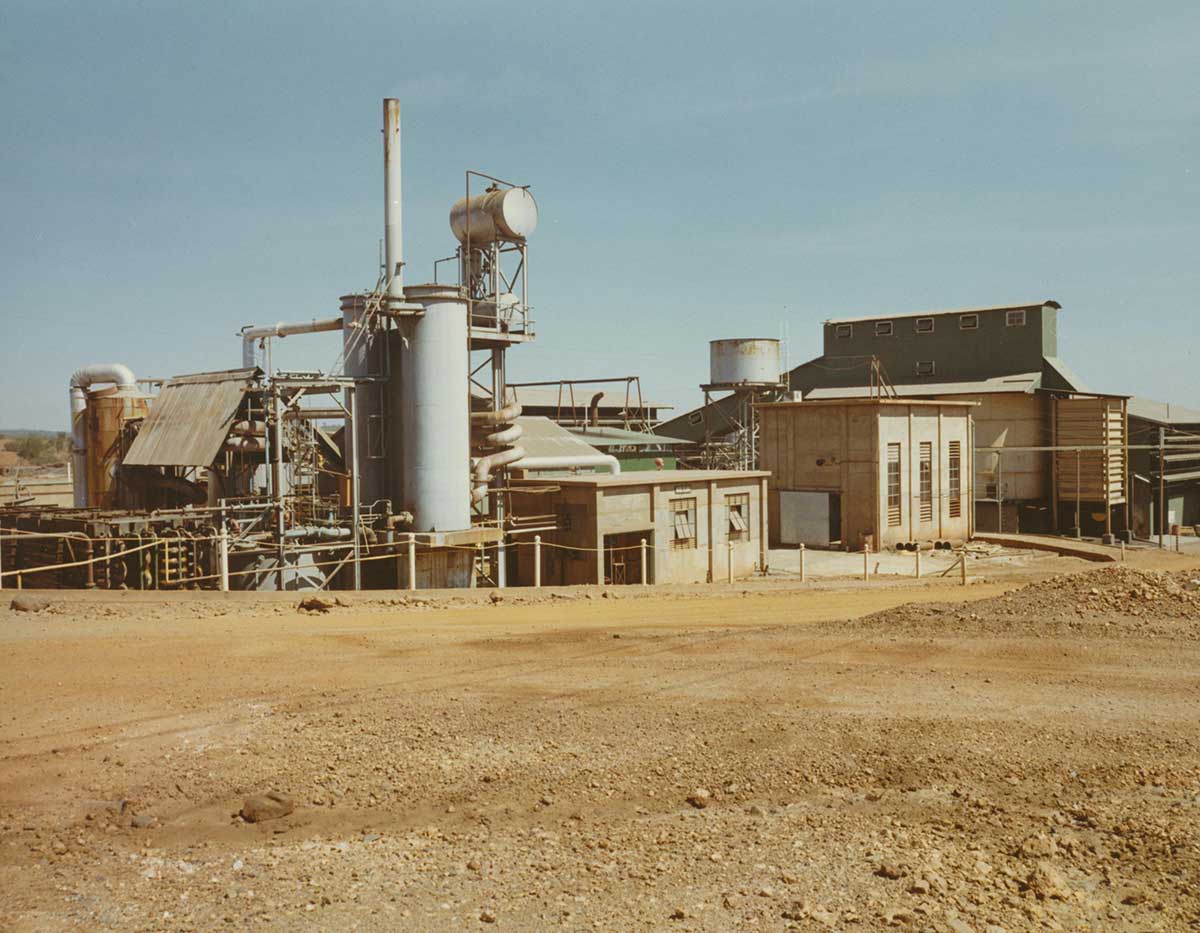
left=885, top=440, right=963, bottom=527
left=834, top=309, right=1026, bottom=339
left=670, top=494, right=749, bottom=549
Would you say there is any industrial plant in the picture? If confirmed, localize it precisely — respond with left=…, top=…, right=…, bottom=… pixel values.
left=2, top=101, right=1197, bottom=593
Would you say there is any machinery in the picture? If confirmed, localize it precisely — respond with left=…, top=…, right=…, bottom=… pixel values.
left=24, top=99, right=615, bottom=591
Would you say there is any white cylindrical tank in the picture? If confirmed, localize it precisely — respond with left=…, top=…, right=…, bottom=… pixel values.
left=709, top=339, right=782, bottom=386
left=450, top=187, right=538, bottom=244
left=399, top=284, right=471, bottom=532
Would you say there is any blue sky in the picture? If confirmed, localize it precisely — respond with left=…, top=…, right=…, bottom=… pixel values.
left=1, top=0, right=1196, bottom=429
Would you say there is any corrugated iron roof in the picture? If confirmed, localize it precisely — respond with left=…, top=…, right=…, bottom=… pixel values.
left=804, top=372, right=1042, bottom=400
left=514, top=416, right=606, bottom=459
left=124, top=368, right=258, bottom=467
left=565, top=425, right=695, bottom=448
left=1128, top=397, right=1200, bottom=426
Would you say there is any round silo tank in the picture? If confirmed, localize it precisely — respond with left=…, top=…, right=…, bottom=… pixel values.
left=398, top=284, right=471, bottom=532
left=87, top=388, right=149, bottom=508
left=709, top=339, right=782, bottom=386
left=450, top=187, right=538, bottom=245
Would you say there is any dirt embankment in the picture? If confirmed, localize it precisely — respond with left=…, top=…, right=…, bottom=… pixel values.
left=1, top=556, right=1199, bottom=931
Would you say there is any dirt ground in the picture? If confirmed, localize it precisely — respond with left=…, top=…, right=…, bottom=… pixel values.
left=1, top=549, right=1199, bottom=931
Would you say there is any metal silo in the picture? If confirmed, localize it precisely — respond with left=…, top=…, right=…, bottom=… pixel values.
left=396, top=284, right=471, bottom=532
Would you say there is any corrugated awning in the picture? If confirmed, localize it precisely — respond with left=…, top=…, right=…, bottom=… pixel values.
left=124, top=368, right=258, bottom=467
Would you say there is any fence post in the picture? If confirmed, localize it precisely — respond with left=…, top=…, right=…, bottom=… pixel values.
left=915, top=546, right=921, bottom=579
left=862, top=543, right=870, bottom=581
left=960, top=551, right=967, bottom=586
left=640, top=538, right=648, bottom=586
left=0, top=534, right=4, bottom=591
left=219, top=524, right=230, bottom=592
left=726, top=540, right=734, bottom=584
left=1120, top=541, right=1126, bottom=562
left=799, top=543, right=805, bottom=582
left=407, top=533, right=417, bottom=591
left=534, top=535, right=542, bottom=588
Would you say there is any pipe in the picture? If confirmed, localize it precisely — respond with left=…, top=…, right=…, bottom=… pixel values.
left=511, top=454, right=622, bottom=475
left=383, top=98, right=403, bottom=299
left=69, top=364, right=136, bottom=508
left=470, top=403, right=522, bottom=425
left=239, top=318, right=343, bottom=368
left=281, top=526, right=352, bottom=541
left=471, top=445, right=526, bottom=503
left=588, top=392, right=604, bottom=427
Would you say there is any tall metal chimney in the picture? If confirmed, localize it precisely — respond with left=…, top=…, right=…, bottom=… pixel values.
left=383, top=98, right=403, bottom=299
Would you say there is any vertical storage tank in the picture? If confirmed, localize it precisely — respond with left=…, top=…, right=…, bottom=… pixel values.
left=86, top=388, right=149, bottom=508
left=395, top=284, right=471, bottom=532
left=709, top=338, right=782, bottom=387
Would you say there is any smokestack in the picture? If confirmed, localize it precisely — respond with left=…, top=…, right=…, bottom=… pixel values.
left=383, top=99, right=403, bottom=300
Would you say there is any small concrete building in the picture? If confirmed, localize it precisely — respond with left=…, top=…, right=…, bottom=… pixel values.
left=509, top=470, right=769, bottom=585
left=758, top=399, right=974, bottom=550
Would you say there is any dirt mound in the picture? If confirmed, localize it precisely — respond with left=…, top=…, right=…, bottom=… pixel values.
left=856, top=566, right=1200, bottom=638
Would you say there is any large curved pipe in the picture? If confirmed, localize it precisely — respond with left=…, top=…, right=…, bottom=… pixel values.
left=471, top=445, right=526, bottom=503
left=239, top=317, right=343, bottom=368
left=70, top=364, right=136, bottom=507
left=512, top=454, right=622, bottom=475
left=470, top=402, right=522, bottom=425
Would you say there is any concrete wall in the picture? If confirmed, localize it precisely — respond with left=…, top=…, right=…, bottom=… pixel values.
left=510, top=476, right=765, bottom=586
left=761, top=402, right=972, bottom=549
left=940, top=392, right=1049, bottom=504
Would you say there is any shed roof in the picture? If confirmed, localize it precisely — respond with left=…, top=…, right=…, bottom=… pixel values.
left=123, top=368, right=257, bottom=467
left=564, top=425, right=695, bottom=448
left=1128, top=397, right=1200, bottom=426
left=513, top=469, right=768, bottom=489
left=514, top=416, right=606, bottom=459
left=759, top=397, right=978, bottom=410
left=824, top=300, right=1060, bottom=325
left=803, top=372, right=1042, bottom=400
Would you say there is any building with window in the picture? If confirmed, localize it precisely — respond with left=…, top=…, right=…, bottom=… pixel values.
left=508, top=470, right=768, bottom=585
left=757, top=399, right=974, bottom=550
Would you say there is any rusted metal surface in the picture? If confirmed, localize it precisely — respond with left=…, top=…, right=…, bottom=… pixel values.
left=123, top=369, right=257, bottom=467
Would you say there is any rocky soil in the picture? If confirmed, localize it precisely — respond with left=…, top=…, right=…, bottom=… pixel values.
left=1, top=555, right=1198, bottom=931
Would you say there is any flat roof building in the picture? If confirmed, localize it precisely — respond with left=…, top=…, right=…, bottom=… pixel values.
left=758, top=398, right=975, bottom=550
left=509, top=470, right=769, bottom=586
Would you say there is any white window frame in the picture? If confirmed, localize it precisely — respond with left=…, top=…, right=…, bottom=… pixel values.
left=874, top=321, right=893, bottom=337
left=959, top=314, right=979, bottom=331
left=834, top=323, right=853, bottom=339
left=1006, top=309, right=1027, bottom=327
left=670, top=498, right=697, bottom=549
left=915, top=360, right=936, bottom=376
left=914, top=317, right=935, bottom=334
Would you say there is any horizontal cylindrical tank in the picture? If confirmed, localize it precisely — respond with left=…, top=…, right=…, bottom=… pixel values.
left=709, top=338, right=782, bottom=386
left=450, top=188, right=538, bottom=245
left=397, top=284, right=471, bottom=532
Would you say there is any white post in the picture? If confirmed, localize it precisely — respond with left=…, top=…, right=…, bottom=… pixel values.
left=407, top=533, right=417, bottom=591
left=726, top=540, right=734, bottom=584
left=534, top=535, right=542, bottom=588
left=915, top=546, right=921, bottom=579
left=640, top=538, right=648, bottom=586
left=863, top=543, right=870, bottom=581
left=798, top=543, right=805, bottom=582
left=1120, top=541, right=1126, bottom=562
left=218, top=524, right=230, bottom=592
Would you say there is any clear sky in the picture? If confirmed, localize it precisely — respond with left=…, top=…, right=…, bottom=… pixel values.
left=2, top=0, right=1196, bottom=430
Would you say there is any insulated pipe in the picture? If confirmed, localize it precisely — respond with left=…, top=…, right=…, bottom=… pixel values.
left=239, top=318, right=343, bottom=368
left=470, top=402, right=522, bottom=425
left=383, top=98, right=403, bottom=299
left=511, top=454, right=622, bottom=475
left=69, top=364, right=136, bottom=508
left=588, top=392, right=604, bottom=427
left=470, top=445, right=526, bottom=503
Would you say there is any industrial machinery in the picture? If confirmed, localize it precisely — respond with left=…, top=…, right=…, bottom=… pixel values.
left=21, top=98, right=619, bottom=591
